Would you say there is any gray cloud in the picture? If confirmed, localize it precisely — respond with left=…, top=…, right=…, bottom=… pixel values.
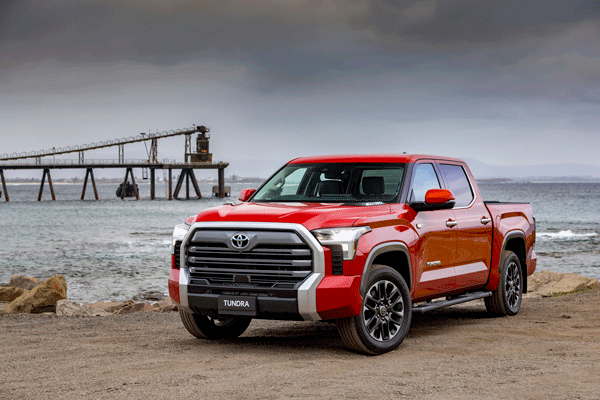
left=354, top=0, right=600, bottom=43
left=1, top=0, right=600, bottom=176
left=2, top=1, right=598, bottom=66
left=2, top=0, right=598, bottom=103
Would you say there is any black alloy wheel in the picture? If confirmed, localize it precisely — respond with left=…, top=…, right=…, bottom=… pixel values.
left=485, top=251, right=523, bottom=316
left=179, top=309, right=252, bottom=340
left=337, top=265, right=412, bottom=355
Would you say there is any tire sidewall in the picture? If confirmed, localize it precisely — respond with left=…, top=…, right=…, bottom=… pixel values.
left=354, top=266, right=412, bottom=354
left=181, top=309, right=251, bottom=340
left=501, top=252, right=523, bottom=316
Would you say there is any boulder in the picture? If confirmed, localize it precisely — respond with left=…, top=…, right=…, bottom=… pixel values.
left=0, top=275, right=67, bottom=314
left=113, top=300, right=154, bottom=314
left=88, top=301, right=126, bottom=313
left=528, top=271, right=600, bottom=296
left=152, top=297, right=178, bottom=312
left=5, top=275, right=41, bottom=290
left=0, top=286, right=28, bottom=302
left=56, top=300, right=111, bottom=317
left=132, top=291, right=166, bottom=302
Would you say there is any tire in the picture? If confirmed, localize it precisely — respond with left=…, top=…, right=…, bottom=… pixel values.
left=179, top=309, right=252, bottom=340
left=337, top=265, right=412, bottom=355
left=485, top=251, right=523, bottom=316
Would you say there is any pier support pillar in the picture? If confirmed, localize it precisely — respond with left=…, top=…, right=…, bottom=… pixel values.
left=38, top=168, right=56, bottom=201
left=189, top=169, right=202, bottom=199
left=173, top=171, right=185, bottom=199
left=120, top=168, right=139, bottom=200
left=150, top=169, right=155, bottom=200
left=186, top=172, right=190, bottom=199
left=0, top=169, right=8, bottom=202
left=173, top=169, right=201, bottom=199
left=81, top=168, right=99, bottom=200
left=218, top=167, right=225, bottom=198
left=168, top=168, right=173, bottom=200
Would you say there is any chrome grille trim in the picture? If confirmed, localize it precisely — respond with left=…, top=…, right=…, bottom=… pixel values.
left=179, top=222, right=325, bottom=320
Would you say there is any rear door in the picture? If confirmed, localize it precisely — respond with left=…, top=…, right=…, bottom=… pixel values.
left=438, top=163, right=492, bottom=289
left=409, top=162, right=457, bottom=299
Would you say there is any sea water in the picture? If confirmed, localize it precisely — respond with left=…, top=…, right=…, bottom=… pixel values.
left=1, top=181, right=599, bottom=302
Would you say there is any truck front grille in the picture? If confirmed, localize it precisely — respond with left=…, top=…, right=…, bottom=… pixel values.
left=186, top=229, right=313, bottom=289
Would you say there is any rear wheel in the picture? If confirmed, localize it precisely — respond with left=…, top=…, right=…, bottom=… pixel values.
left=485, top=251, right=523, bottom=316
left=179, top=309, right=252, bottom=340
left=337, top=265, right=412, bottom=355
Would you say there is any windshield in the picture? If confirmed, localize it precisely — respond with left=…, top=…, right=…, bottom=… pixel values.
left=252, top=163, right=406, bottom=203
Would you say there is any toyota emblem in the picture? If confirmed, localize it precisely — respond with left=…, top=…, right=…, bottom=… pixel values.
left=231, top=233, right=250, bottom=250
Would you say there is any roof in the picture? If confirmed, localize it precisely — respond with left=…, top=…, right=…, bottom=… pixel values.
left=287, top=154, right=466, bottom=164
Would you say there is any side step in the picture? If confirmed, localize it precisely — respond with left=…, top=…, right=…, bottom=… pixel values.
left=412, top=291, right=492, bottom=314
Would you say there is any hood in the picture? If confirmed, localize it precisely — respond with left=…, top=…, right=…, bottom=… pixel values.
left=194, top=202, right=392, bottom=231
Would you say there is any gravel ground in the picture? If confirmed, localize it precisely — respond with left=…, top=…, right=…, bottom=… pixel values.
left=1, top=290, right=600, bottom=400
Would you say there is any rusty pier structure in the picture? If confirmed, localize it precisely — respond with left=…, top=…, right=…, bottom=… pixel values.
left=0, top=125, right=228, bottom=202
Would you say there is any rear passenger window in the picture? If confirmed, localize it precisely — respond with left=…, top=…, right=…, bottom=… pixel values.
left=439, top=164, right=474, bottom=207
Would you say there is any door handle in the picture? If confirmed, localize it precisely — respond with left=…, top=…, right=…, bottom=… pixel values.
left=481, top=218, right=492, bottom=225
left=446, top=220, right=458, bottom=228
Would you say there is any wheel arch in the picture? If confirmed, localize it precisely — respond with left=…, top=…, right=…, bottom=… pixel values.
left=360, top=242, right=412, bottom=296
left=501, top=231, right=528, bottom=293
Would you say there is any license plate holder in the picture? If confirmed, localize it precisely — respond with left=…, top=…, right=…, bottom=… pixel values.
left=218, top=295, right=257, bottom=316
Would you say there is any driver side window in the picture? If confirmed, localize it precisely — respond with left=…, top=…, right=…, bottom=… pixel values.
left=410, top=163, right=441, bottom=202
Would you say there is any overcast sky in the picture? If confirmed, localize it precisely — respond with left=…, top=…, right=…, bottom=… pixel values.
left=1, top=0, right=599, bottom=178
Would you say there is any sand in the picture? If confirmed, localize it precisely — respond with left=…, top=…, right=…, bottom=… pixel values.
left=1, top=290, right=600, bottom=400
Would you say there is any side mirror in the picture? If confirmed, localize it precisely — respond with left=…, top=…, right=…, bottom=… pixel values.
left=410, top=189, right=455, bottom=211
left=238, top=188, right=256, bottom=202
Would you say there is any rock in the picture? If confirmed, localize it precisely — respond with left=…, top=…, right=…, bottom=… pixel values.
left=113, top=301, right=154, bottom=314
left=88, top=301, right=126, bottom=313
left=56, top=300, right=111, bottom=317
left=152, top=297, right=178, bottom=312
left=529, top=271, right=600, bottom=296
left=0, top=287, right=28, bottom=302
left=132, top=291, right=166, bottom=302
left=5, top=276, right=41, bottom=290
left=0, top=275, right=67, bottom=314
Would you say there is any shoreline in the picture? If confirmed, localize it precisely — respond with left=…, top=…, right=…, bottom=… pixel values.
left=3, top=268, right=599, bottom=306
left=2, top=270, right=599, bottom=318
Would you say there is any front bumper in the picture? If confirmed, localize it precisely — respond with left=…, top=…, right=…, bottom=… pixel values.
left=170, top=221, right=364, bottom=321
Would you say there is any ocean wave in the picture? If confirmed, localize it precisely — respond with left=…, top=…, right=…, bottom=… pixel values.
left=537, top=230, right=598, bottom=241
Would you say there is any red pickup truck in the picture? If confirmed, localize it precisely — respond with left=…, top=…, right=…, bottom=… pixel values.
left=169, top=154, right=536, bottom=355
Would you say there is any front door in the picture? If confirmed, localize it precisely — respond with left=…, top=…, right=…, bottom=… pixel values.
left=408, top=163, right=457, bottom=300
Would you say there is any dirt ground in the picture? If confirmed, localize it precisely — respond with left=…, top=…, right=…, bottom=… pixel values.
left=1, top=290, right=600, bottom=400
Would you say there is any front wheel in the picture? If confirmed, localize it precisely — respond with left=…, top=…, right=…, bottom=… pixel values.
left=337, top=265, right=412, bottom=355
left=485, top=251, right=523, bottom=316
left=179, top=309, right=252, bottom=340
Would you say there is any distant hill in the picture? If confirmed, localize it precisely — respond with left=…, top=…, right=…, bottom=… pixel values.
left=463, top=158, right=600, bottom=181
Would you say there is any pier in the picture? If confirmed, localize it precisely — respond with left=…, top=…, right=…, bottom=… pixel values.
left=0, top=125, right=228, bottom=202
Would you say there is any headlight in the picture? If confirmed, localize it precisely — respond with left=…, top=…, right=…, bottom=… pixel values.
left=172, top=223, right=190, bottom=253
left=311, top=226, right=371, bottom=260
